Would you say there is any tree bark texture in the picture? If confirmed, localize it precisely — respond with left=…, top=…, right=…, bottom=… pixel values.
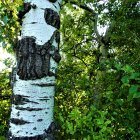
left=8, top=0, right=62, bottom=139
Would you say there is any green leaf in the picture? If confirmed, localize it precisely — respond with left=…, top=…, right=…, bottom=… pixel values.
left=0, top=136, right=6, bottom=140
left=128, top=85, right=140, bottom=100
left=3, top=16, right=8, bottom=24
left=115, top=63, right=122, bottom=70
left=122, top=65, right=135, bottom=73
left=121, top=76, right=130, bottom=84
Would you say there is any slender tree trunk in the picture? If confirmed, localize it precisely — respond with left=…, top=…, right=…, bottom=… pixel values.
left=8, top=0, right=62, bottom=139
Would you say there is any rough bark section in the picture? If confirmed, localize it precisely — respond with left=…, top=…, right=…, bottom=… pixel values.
left=8, top=122, right=58, bottom=140
left=16, top=31, right=61, bottom=80
left=44, top=8, right=60, bottom=29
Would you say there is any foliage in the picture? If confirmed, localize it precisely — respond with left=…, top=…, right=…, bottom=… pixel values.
left=0, top=0, right=23, bottom=52
left=55, top=0, right=140, bottom=139
left=0, top=69, right=11, bottom=137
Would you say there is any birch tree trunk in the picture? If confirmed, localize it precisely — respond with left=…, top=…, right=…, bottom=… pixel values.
left=8, top=0, right=62, bottom=139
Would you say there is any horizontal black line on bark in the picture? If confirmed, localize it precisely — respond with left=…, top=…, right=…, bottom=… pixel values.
left=10, top=118, right=31, bottom=125
left=39, top=99, right=50, bottom=101
left=15, top=107, right=43, bottom=111
left=31, top=83, right=55, bottom=87
left=39, top=96, right=50, bottom=101
left=31, top=22, right=37, bottom=24
left=12, top=95, right=31, bottom=105
left=37, top=119, right=43, bottom=122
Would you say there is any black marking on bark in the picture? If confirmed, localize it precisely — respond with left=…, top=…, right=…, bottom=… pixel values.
left=15, top=107, right=43, bottom=111
left=39, top=96, right=50, bottom=102
left=33, top=127, right=37, bottom=130
left=25, top=100, right=39, bottom=104
left=12, top=95, right=30, bottom=105
left=55, top=30, right=60, bottom=43
left=16, top=30, right=60, bottom=80
left=49, top=0, right=57, bottom=3
left=37, top=119, right=43, bottom=122
left=16, top=111, right=20, bottom=116
left=31, top=4, right=37, bottom=9
left=53, top=4, right=57, bottom=9
left=31, top=22, right=37, bottom=24
left=44, top=8, right=60, bottom=29
left=31, top=83, right=55, bottom=87
left=10, top=118, right=30, bottom=125
left=58, top=2, right=62, bottom=8
left=52, top=49, right=61, bottom=63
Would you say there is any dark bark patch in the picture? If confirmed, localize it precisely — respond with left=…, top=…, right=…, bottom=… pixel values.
left=52, top=49, right=61, bottom=63
left=44, top=121, right=59, bottom=140
left=10, top=118, right=30, bottom=125
left=48, top=71, right=56, bottom=77
left=54, top=30, right=60, bottom=43
left=16, top=31, right=61, bottom=80
left=12, top=95, right=30, bottom=105
left=44, top=8, right=60, bottom=29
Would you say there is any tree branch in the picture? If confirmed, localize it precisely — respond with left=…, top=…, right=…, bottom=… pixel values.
left=94, top=14, right=101, bottom=42
left=64, top=0, right=96, bottom=15
left=64, top=0, right=102, bottom=44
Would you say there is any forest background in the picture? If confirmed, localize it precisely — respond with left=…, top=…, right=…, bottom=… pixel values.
left=0, top=0, right=140, bottom=139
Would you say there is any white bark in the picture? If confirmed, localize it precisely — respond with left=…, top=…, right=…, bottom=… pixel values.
left=9, top=0, right=62, bottom=139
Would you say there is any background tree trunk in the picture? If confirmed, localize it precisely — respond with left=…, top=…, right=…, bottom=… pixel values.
left=8, top=0, right=62, bottom=139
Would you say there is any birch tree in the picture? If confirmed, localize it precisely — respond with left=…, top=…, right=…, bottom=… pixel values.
left=8, top=0, right=62, bottom=139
